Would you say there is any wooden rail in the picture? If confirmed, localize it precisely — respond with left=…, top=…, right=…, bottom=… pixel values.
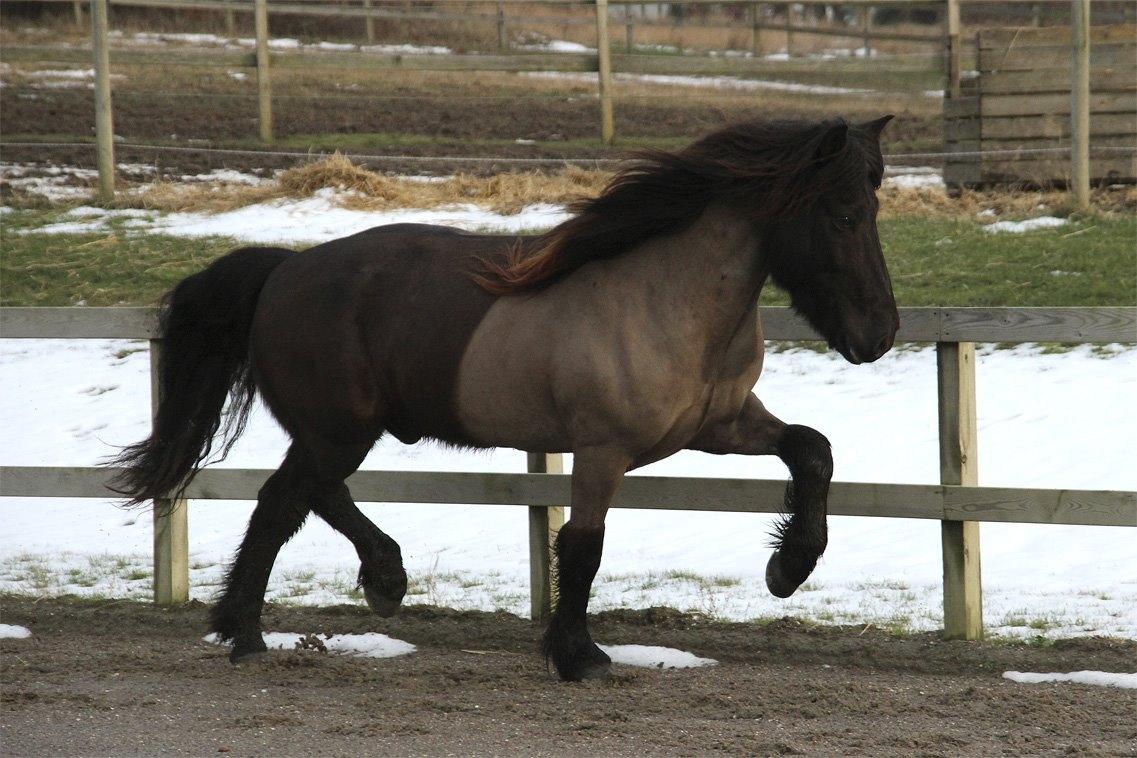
left=2, top=306, right=1134, bottom=638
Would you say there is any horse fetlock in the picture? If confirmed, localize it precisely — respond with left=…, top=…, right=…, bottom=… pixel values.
left=358, top=562, right=407, bottom=617
left=541, top=619, right=612, bottom=682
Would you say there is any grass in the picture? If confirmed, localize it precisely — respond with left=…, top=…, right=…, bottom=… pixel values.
left=6, top=211, right=1132, bottom=308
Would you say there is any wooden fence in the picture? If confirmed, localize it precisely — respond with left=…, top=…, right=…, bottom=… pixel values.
left=944, top=23, right=1137, bottom=189
left=2, top=305, right=1134, bottom=639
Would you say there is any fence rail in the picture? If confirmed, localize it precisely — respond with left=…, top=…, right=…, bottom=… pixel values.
left=1, top=305, right=1134, bottom=638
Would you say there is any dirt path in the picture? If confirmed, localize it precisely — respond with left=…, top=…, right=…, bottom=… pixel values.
left=2, top=597, right=1134, bottom=756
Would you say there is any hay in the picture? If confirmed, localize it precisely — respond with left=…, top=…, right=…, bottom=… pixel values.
left=123, top=153, right=1136, bottom=222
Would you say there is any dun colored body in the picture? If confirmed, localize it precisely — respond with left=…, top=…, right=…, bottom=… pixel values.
left=112, top=116, right=899, bottom=681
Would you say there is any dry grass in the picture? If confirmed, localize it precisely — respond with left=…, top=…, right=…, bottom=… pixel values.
left=125, top=153, right=611, bottom=215
left=124, top=153, right=1136, bottom=221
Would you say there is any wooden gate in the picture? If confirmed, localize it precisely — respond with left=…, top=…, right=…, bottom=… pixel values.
left=944, top=25, right=1136, bottom=188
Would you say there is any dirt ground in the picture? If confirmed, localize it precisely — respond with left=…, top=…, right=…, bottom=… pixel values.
left=2, top=596, right=1135, bottom=757
left=0, top=55, right=939, bottom=177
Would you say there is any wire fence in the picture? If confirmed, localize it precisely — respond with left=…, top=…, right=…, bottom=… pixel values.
left=4, top=139, right=1134, bottom=168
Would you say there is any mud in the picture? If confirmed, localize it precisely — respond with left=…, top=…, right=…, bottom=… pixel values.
left=2, top=596, right=1134, bottom=756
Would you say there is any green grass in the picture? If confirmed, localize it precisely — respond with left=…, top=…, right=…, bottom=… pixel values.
left=2, top=212, right=1134, bottom=308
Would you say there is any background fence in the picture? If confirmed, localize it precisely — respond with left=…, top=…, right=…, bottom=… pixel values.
left=4, top=0, right=1135, bottom=209
left=2, top=305, right=1134, bottom=638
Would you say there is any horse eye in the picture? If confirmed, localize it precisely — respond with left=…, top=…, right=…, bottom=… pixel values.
left=838, top=215, right=855, bottom=229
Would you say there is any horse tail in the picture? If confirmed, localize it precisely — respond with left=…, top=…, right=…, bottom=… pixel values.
left=107, top=246, right=292, bottom=506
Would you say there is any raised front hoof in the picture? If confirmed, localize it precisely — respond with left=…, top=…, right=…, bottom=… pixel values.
left=228, top=637, right=268, bottom=665
left=765, top=549, right=805, bottom=599
left=549, top=641, right=612, bottom=683
left=359, top=566, right=407, bottom=617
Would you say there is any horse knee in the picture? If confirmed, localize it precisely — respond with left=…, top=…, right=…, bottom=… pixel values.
left=777, top=424, right=833, bottom=482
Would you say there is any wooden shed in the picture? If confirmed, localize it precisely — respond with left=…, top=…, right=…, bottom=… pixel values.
left=944, top=25, right=1136, bottom=188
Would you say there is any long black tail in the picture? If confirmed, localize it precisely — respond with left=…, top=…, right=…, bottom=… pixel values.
left=108, top=247, right=292, bottom=506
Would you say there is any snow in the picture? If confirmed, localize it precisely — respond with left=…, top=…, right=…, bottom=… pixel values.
left=599, top=644, right=717, bottom=669
left=205, top=632, right=416, bottom=659
left=106, top=31, right=449, bottom=56
left=0, top=624, right=32, bottom=639
left=1003, top=671, right=1137, bottom=690
left=523, top=71, right=940, bottom=99
left=360, top=43, right=451, bottom=56
left=2, top=338, right=1135, bottom=640
left=519, top=40, right=594, bottom=54
left=25, top=191, right=571, bottom=244
left=983, top=217, right=1069, bottom=234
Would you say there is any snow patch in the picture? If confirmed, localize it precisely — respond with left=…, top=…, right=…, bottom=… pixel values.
left=1003, top=671, right=1137, bottom=689
left=26, top=191, right=570, bottom=243
left=0, top=624, right=32, bottom=639
left=983, top=217, right=1069, bottom=234
left=205, top=631, right=415, bottom=659
left=600, top=644, right=717, bottom=669
left=519, top=39, right=594, bottom=53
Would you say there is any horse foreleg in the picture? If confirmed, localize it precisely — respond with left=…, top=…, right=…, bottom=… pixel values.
left=689, top=393, right=832, bottom=598
left=542, top=446, right=630, bottom=682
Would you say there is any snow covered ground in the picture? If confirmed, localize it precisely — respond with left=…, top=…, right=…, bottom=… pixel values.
left=2, top=177, right=1134, bottom=639
left=2, top=337, right=1134, bottom=640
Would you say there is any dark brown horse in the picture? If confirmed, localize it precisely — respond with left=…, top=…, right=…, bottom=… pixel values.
left=111, top=116, right=899, bottom=681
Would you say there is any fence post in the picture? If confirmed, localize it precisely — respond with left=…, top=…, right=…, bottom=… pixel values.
left=861, top=5, right=872, bottom=58
left=363, top=0, right=375, bottom=44
left=527, top=453, right=565, bottom=622
left=73, top=1, right=84, bottom=26
left=91, top=0, right=115, bottom=204
left=225, top=7, right=236, bottom=36
left=937, top=341, right=982, bottom=640
left=150, top=340, right=190, bottom=605
left=749, top=2, right=761, bottom=57
left=496, top=0, right=506, bottom=51
left=595, top=0, right=615, bottom=144
left=784, top=2, right=793, bottom=57
left=254, top=0, right=273, bottom=144
left=625, top=16, right=634, bottom=52
left=1070, top=0, right=1091, bottom=211
left=945, top=0, right=961, bottom=99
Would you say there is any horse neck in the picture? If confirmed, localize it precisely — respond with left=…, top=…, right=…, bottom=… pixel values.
left=622, top=203, right=767, bottom=349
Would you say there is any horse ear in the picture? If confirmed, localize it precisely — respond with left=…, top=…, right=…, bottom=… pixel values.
left=860, top=114, right=895, bottom=139
left=815, top=122, right=849, bottom=162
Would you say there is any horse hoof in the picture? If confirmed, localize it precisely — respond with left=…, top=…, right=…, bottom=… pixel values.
left=229, top=638, right=268, bottom=665
left=363, top=584, right=403, bottom=617
left=579, top=660, right=613, bottom=680
left=765, top=550, right=801, bottom=598
left=553, top=643, right=612, bottom=682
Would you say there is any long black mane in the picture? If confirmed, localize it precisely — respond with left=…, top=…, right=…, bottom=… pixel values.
left=476, top=117, right=884, bottom=294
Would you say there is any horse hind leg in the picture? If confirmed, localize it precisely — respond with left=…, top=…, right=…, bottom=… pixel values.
left=210, top=444, right=311, bottom=663
left=311, top=480, right=407, bottom=616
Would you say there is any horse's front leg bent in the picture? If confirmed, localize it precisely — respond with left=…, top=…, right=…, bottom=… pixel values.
left=689, top=393, right=833, bottom=598
left=542, top=446, right=630, bottom=682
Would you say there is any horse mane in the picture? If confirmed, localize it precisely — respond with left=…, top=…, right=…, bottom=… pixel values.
left=472, top=117, right=883, bottom=295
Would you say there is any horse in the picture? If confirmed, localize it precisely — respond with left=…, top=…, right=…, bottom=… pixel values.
left=110, top=115, right=899, bottom=682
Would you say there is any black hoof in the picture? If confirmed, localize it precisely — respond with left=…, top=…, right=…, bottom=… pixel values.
left=359, top=565, right=407, bottom=617
left=765, top=549, right=803, bottom=598
left=229, top=636, right=268, bottom=665
left=547, top=638, right=612, bottom=682
left=363, top=584, right=404, bottom=616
